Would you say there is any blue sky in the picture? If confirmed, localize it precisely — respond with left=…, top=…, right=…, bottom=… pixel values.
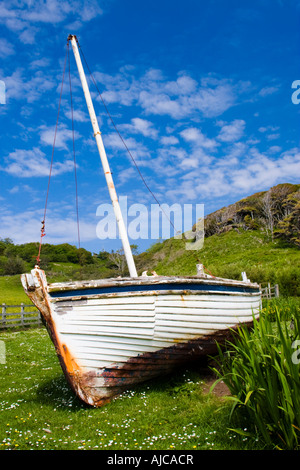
left=0, top=0, right=299, bottom=254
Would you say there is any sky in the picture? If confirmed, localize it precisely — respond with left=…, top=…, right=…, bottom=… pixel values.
left=0, top=0, right=299, bottom=255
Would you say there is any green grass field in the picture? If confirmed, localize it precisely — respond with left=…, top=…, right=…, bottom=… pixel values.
left=0, top=296, right=299, bottom=450
left=0, top=275, right=29, bottom=305
left=0, top=230, right=299, bottom=450
left=0, top=327, right=265, bottom=451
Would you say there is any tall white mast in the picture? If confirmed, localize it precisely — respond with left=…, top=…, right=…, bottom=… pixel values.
left=68, top=34, right=138, bottom=277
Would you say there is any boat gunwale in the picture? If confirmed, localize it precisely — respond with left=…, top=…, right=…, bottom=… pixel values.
left=47, top=274, right=260, bottom=293
left=49, top=289, right=261, bottom=302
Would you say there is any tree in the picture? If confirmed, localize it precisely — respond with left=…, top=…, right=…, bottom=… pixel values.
left=260, top=191, right=276, bottom=241
left=108, top=245, right=138, bottom=276
left=78, top=247, right=93, bottom=266
left=275, top=193, right=300, bottom=247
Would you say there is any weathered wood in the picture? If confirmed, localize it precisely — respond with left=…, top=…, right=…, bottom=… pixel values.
left=0, top=304, right=41, bottom=329
left=21, top=267, right=261, bottom=407
left=2, top=303, right=6, bottom=327
left=261, top=283, right=279, bottom=299
left=48, top=274, right=260, bottom=293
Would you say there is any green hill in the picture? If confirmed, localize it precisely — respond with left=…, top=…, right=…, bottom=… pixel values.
left=135, top=183, right=300, bottom=296
left=135, top=230, right=299, bottom=296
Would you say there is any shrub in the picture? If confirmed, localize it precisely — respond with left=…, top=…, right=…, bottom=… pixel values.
left=212, top=304, right=300, bottom=449
left=4, top=256, right=26, bottom=275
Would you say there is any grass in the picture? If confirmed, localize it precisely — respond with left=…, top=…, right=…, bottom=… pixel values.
left=1, top=261, right=299, bottom=450
left=0, top=327, right=267, bottom=451
left=137, top=230, right=300, bottom=296
left=0, top=275, right=29, bottom=304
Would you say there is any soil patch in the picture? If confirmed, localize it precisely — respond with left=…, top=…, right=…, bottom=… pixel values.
left=201, top=374, right=230, bottom=397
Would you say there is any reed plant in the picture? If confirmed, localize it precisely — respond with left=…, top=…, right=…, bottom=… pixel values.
left=212, top=301, right=300, bottom=449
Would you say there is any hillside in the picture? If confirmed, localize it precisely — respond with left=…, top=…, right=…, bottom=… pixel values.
left=136, top=230, right=300, bottom=296
left=203, top=183, right=300, bottom=246
left=135, top=183, right=300, bottom=296
left=0, top=183, right=299, bottom=301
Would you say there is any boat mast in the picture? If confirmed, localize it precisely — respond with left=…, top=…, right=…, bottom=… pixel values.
left=68, top=35, right=138, bottom=278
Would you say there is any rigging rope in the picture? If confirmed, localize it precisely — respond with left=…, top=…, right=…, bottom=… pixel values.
left=36, top=43, right=68, bottom=266
left=68, top=41, right=81, bottom=249
left=37, top=40, right=81, bottom=265
left=36, top=36, right=204, bottom=269
left=77, top=41, right=178, bottom=234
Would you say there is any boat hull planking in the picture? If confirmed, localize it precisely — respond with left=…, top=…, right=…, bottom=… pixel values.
left=21, top=268, right=261, bottom=407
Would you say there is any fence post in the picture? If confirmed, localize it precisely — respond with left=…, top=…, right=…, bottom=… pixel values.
left=21, top=303, right=25, bottom=326
left=2, top=304, right=6, bottom=327
left=274, top=284, right=279, bottom=298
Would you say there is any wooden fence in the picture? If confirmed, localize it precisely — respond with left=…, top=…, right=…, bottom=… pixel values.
left=1, top=303, right=42, bottom=329
left=261, top=283, right=280, bottom=299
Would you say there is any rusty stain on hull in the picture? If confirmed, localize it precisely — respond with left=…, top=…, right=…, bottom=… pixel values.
left=21, top=270, right=96, bottom=405
left=87, top=325, right=245, bottom=396
left=66, top=322, right=248, bottom=407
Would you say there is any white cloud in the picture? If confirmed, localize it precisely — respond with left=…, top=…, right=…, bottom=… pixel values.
left=160, top=135, right=179, bottom=146
left=191, top=83, right=236, bottom=118
left=103, top=132, right=151, bottom=166
left=8, top=184, right=33, bottom=194
left=217, top=119, right=246, bottom=142
left=258, top=125, right=279, bottom=133
left=156, top=140, right=300, bottom=203
left=0, top=0, right=104, bottom=43
left=0, top=208, right=97, bottom=245
left=29, top=57, right=51, bottom=69
left=211, top=147, right=300, bottom=196
left=268, top=145, right=281, bottom=154
left=64, top=109, right=89, bottom=122
left=97, top=67, right=239, bottom=120
left=117, top=167, right=136, bottom=185
left=39, top=124, right=81, bottom=150
left=267, top=133, right=280, bottom=141
left=0, top=38, right=15, bottom=58
left=139, top=91, right=183, bottom=119
left=2, top=148, right=74, bottom=177
left=259, top=85, right=280, bottom=97
left=166, top=75, right=197, bottom=95
left=19, top=27, right=39, bottom=44
left=121, top=118, right=158, bottom=139
left=4, top=68, right=56, bottom=103
left=180, top=127, right=218, bottom=150
left=1, top=0, right=103, bottom=25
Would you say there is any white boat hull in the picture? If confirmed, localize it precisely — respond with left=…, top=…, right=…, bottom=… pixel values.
left=21, top=268, right=261, bottom=407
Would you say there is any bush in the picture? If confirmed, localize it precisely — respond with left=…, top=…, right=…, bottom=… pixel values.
left=212, top=303, right=300, bottom=449
left=4, top=256, right=26, bottom=275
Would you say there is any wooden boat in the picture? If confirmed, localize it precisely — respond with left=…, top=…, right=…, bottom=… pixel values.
left=21, top=35, right=261, bottom=407
left=22, top=268, right=261, bottom=407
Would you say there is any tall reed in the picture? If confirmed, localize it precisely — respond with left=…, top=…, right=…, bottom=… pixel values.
left=212, top=302, right=300, bottom=449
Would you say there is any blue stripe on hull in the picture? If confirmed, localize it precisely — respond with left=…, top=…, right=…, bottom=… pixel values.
left=50, top=282, right=260, bottom=298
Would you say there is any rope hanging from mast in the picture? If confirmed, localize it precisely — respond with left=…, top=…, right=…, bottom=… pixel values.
left=67, top=41, right=81, bottom=249
left=36, top=43, right=68, bottom=266
left=36, top=35, right=204, bottom=272
left=77, top=42, right=178, bottom=235
left=36, top=39, right=81, bottom=265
